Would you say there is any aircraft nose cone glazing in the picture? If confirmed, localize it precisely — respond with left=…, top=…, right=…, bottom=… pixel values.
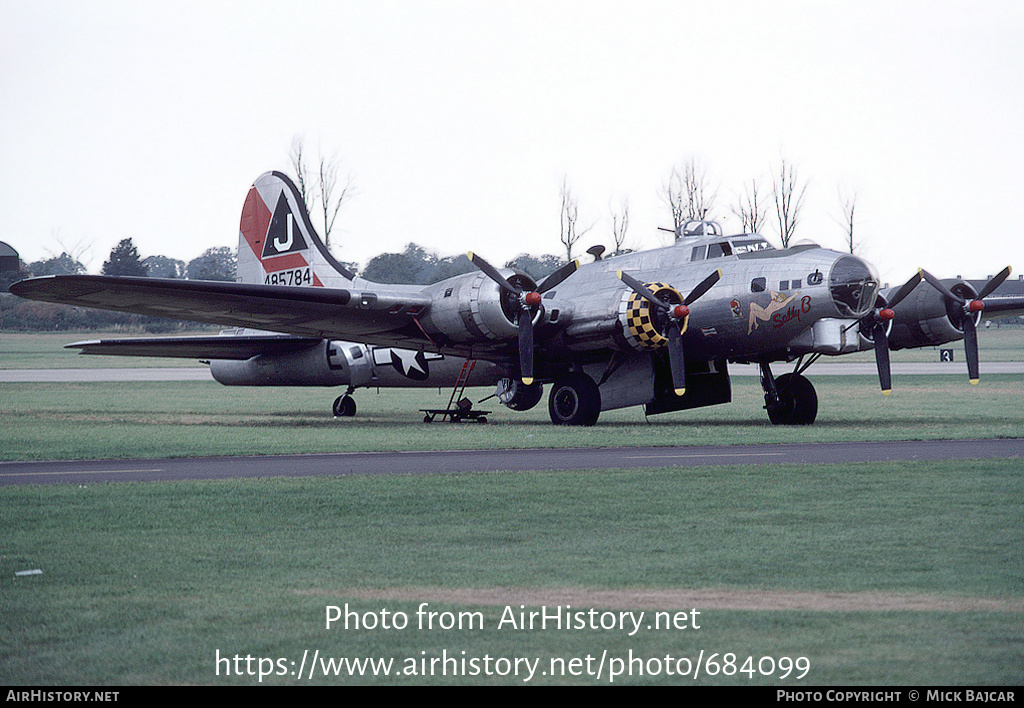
left=829, top=256, right=879, bottom=318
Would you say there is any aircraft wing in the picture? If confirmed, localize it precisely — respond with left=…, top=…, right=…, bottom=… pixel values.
left=66, top=333, right=323, bottom=360
left=11, top=275, right=433, bottom=345
left=982, top=296, right=1024, bottom=320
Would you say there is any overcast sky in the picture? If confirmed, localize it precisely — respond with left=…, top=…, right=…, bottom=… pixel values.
left=2, top=0, right=1022, bottom=285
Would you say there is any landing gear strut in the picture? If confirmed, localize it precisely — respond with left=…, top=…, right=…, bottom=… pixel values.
left=759, top=362, right=817, bottom=425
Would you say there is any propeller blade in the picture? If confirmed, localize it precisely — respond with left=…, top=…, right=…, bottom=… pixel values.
left=468, top=252, right=520, bottom=295
left=977, top=265, right=1012, bottom=300
left=667, top=324, right=686, bottom=396
left=873, top=321, right=892, bottom=395
left=963, top=314, right=980, bottom=385
left=683, top=269, right=723, bottom=306
left=887, top=271, right=923, bottom=309
left=518, top=307, right=534, bottom=385
left=536, top=260, right=579, bottom=294
left=920, top=269, right=965, bottom=305
left=618, top=270, right=670, bottom=310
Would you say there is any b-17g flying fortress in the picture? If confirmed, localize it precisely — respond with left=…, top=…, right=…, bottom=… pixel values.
left=11, top=171, right=1024, bottom=427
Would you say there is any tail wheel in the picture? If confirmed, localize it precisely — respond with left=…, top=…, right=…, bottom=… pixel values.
left=548, top=372, right=601, bottom=426
left=766, top=373, right=817, bottom=425
left=333, top=394, right=356, bottom=417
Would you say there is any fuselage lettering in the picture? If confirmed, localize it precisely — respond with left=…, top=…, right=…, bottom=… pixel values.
left=264, top=267, right=312, bottom=286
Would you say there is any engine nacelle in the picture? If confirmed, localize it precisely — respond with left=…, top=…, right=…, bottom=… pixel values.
left=886, top=280, right=979, bottom=350
left=422, top=270, right=538, bottom=344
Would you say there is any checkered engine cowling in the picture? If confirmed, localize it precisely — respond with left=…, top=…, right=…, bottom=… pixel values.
left=620, top=282, right=684, bottom=350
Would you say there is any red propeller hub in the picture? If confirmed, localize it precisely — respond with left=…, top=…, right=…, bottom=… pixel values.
left=879, top=308, right=895, bottom=321
left=524, top=291, right=543, bottom=307
left=673, top=304, right=690, bottom=320
left=968, top=299, right=985, bottom=312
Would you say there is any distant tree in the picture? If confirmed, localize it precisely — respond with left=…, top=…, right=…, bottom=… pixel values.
left=289, top=136, right=356, bottom=252
left=771, top=158, right=808, bottom=248
left=361, top=247, right=427, bottom=285
left=663, top=157, right=718, bottom=238
left=837, top=188, right=858, bottom=255
left=28, top=253, right=87, bottom=276
left=360, top=243, right=474, bottom=285
left=142, top=255, right=185, bottom=278
left=102, top=238, right=148, bottom=277
left=559, top=178, right=592, bottom=261
left=425, top=253, right=475, bottom=283
left=505, top=254, right=565, bottom=280
left=731, top=178, right=768, bottom=235
left=186, top=247, right=236, bottom=281
left=610, top=196, right=630, bottom=255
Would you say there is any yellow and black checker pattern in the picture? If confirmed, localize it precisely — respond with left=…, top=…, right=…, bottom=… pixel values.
left=623, top=282, right=683, bottom=349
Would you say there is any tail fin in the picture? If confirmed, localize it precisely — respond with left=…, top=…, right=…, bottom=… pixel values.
left=237, top=171, right=356, bottom=287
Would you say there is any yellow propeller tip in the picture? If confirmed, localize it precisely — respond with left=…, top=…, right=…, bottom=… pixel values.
left=674, top=388, right=686, bottom=396
left=522, top=377, right=534, bottom=386
left=882, top=390, right=892, bottom=396
left=970, top=379, right=980, bottom=385
left=616, top=270, right=623, bottom=279
left=467, top=251, right=474, bottom=259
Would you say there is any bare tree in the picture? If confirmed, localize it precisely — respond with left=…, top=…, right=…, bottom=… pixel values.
left=559, top=178, right=592, bottom=261
left=663, top=167, right=687, bottom=238
left=771, top=158, right=808, bottom=248
left=731, top=178, right=768, bottom=235
left=289, top=137, right=315, bottom=213
left=318, top=154, right=353, bottom=251
left=44, top=231, right=93, bottom=272
left=662, top=157, right=717, bottom=238
left=289, top=136, right=356, bottom=252
left=837, top=187, right=858, bottom=254
left=610, top=196, right=630, bottom=255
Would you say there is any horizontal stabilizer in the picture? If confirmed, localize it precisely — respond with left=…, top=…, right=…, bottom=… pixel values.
left=67, top=334, right=323, bottom=360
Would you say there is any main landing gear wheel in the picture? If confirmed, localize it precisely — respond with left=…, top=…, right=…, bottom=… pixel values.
left=548, top=372, right=601, bottom=426
left=333, top=394, right=356, bottom=417
left=765, top=373, right=818, bottom=425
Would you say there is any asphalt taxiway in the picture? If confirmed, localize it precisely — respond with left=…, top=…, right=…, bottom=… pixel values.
left=1, top=438, right=1021, bottom=486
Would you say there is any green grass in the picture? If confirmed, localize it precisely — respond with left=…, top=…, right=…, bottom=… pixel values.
left=2, top=375, right=1023, bottom=460
left=2, top=461, right=1022, bottom=685
left=0, top=331, right=208, bottom=369
left=2, top=331, right=1021, bottom=685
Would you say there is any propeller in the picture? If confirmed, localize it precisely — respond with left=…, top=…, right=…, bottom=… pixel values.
left=919, top=266, right=1012, bottom=385
left=618, top=269, right=722, bottom=396
left=468, top=253, right=579, bottom=385
left=861, top=271, right=922, bottom=395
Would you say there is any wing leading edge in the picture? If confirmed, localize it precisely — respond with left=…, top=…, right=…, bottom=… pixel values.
left=10, top=275, right=433, bottom=346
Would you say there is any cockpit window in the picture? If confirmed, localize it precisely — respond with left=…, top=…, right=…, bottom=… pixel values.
left=707, top=242, right=732, bottom=258
left=693, top=242, right=733, bottom=261
left=829, top=256, right=878, bottom=317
